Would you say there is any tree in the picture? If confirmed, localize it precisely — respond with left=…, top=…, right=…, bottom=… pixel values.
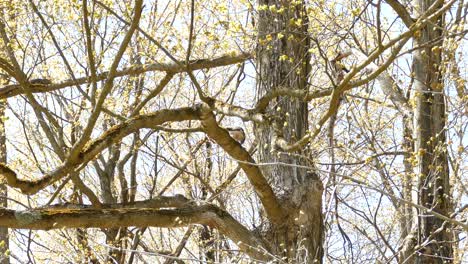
left=0, top=91, right=7, bottom=264
left=0, top=3, right=14, bottom=263
left=255, top=0, right=323, bottom=262
left=411, top=0, right=454, bottom=262
left=0, top=0, right=466, bottom=263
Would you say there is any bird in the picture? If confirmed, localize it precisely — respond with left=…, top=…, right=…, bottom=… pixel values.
left=30, top=78, right=52, bottom=85
left=225, top=127, right=246, bottom=144
left=330, top=51, right=352, bottom=82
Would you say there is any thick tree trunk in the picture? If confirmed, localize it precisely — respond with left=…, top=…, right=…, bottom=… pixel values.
left=413, top=0, right=453, bottom=262
left=256, top=1, right=323, bottom=262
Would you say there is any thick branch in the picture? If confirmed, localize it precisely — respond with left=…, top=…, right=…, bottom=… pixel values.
left=198, top=104, right=285, bottom=224
left=0, top=106, right=201, bottom=194
left=210, top=88, right=331, bottom=123
left=384, top=0, right=415, bottom=28
left=254, top=87, right=332, bottom=113
left=0, top=203, right=270, bottom=261
left=45, top=195, right=193, bottom=210
left=211, top=99, right=266, bottom=123
left=0, top=53, right=250, bottom=99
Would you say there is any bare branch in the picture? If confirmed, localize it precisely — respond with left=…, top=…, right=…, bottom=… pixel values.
left=70, top=0, right=143, bottom=157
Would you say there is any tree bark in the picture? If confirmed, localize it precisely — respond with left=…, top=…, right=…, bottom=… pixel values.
left=256, top=1, right=323, bottom=262
left=413, top=0, right=453, bottom=262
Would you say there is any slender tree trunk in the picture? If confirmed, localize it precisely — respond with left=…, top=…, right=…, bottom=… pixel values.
left=0, top=5, right=11, bottom=263
left=399, top=117, right=417, bottom=263
left=256, top=1, right=323, bottom=262
left=94, top=137, right=123, bottom=263
left=200, top=140, right=215, bottom=263
left=0, top=99, right=8, bottom=264
left=401, top=118, right=414, bottom=240
left=99, top=160, right=125, bottom=264
left=413, top=1, right=453, bottom=262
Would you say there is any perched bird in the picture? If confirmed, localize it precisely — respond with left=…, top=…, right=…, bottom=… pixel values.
left=332, top=51, right=352, bottom=64
left=330, top=51, right=352, bottom=82
left=226, top=127, right=246, bottom=144
left=30, top=78, right=52, bottom=85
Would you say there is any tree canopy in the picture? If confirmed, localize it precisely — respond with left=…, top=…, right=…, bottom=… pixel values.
left=0, top=0, right=466, bottom=263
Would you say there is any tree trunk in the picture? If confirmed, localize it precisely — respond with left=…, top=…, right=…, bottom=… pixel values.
left=256, top=1, right=323, bottom=262
left=398, top=117, right=417, bottom=263
left=413, top=0, right=453, bottom=262
left=94, top=138, right=124, bottom=263
left=0, top=5, right=11, bottom=262
left=200, top=140, right=215, bottom=263
left=0, top=99, right=8, bottom=264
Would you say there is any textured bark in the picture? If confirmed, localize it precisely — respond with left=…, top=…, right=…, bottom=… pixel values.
left=412, top=0, right=453, bottom=262
left=256, top=1, right=323, bottom=262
